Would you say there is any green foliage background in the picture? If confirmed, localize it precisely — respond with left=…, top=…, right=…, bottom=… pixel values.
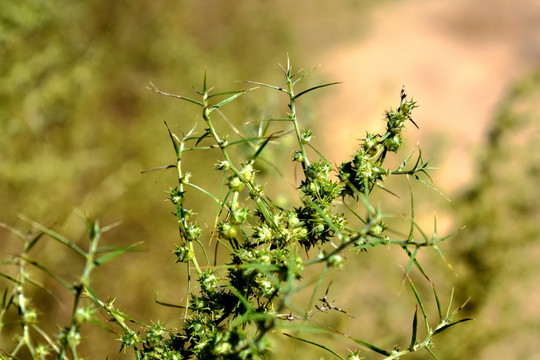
left=1, top=1, right=539, bottom=359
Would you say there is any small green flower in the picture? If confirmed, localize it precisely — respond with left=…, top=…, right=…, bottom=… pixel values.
left=240, top=161, right=256, bottom=183
left=228, top=176, right=244, bottom=192
left=363, top=133, right=380, bottom=155
left=174, top=244, right=194, bottom=262
left=328, top=254, right=345, bottom=269
left=35, top=344, right=51, bottom=360
left=216, top=160, right=230, bottom=171
left=58, top=326, right=81, bottom=348
left=249, top=184, right=264, bottom=200
left=186, top=223, right=201, bottom=240
left=384, top=134, right=403, bottom=152
left=213, top=340, right=232, bottom=355
left=255, top=274, right=277, bottom=298
left=301, top=129, right=313, bottom=143
left=347, top=350, right=363, bottom=360
left=200, top=269, right=220, bottom=293
left=180, top=172, right=192, bottom=184
left=120, top=329, right=140, bottom=351
left=181, top=208, right=194, bottom=220
left=254, top=224, right=273, bottom=243
left=255, top=248, right=272, bottom=264
left=385, top=109, right=406, bottom=134
left=22, top=308, right=37, bottom=325
left=74, top=305, right=95, bottom=326
left=312, top=223, right=325, bottom=234
left=169, top=187, right=184, bottom=204
left=217, top=222, right=237, bottom=240
left=145, top=322, right=165, bottom=348
left=230, top=208, right=249, bottom=225
left=300, top=161, right=343, bottom=204
left=369, top=221, right=386, bottom=237
left=219, top=136, right=229, bottom=147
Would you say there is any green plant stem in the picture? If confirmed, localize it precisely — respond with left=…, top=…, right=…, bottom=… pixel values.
left=13, top=239, right=35, bottom=358
left=169, top=128, right=202, bottom=276
left=202, top=98, right=278, bottom=232
left=286, top=84, right=310, bottom=171
left=284, top=66, right=311, bottom=173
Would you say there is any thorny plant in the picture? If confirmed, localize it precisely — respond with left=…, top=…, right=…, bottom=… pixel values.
left=0, top=59, right=470, bottom=360
left=0, top=214, right=138, bottom=360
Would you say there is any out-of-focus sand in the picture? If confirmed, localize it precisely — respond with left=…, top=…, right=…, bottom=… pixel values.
left=318, top=0, right=540, bottom=193
left=311, top=3, right=540, bottom=359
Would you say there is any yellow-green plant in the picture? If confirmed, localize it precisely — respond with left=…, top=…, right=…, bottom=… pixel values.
left=1, top=59, right=469, bottom=360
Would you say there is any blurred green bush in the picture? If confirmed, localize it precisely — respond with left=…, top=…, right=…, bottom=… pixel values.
left=441, top=68, right=540, bottom=360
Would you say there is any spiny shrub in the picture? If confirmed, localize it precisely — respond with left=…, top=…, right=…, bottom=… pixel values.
left=1, top=59, right=470, bottom=360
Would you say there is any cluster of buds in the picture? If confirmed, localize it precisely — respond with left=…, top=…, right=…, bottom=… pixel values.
left=300, top=161, right=344, bottom=205
left=383, top=89, right=418, bottom=152
left=340, top=90, right=417, bottom=197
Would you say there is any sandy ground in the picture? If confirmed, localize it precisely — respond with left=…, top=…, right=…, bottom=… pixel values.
left=318, top=0, right=540, bottom=193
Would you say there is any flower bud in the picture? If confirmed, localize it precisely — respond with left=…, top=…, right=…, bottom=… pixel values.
left=328, top=254, right=345, bottom=269
left=217, top=222, right=237, bottom=240
left=228, top=176, right=244, bottom=192
left=216, top=160, right=230, bottom=171
left=384, top=134, right=403, bottom=152
left=293, top=151, right=304, bottom=163
left=240, top=162, right=255, bottom=183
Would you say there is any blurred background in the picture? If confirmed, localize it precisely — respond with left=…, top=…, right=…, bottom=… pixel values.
left=1, top=0, right=539, bottom=359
